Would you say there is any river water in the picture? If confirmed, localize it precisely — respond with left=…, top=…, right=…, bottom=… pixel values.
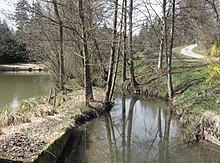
left=1, top=73, right=220, bottom=162
left=0, top=72, right=53, bottom=109
left=59, top=94, right=220, bottom=163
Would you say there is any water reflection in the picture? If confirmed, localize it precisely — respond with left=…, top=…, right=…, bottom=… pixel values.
left=0, top=73, right=53, bottom=109
left=11, top=96, right=19, bottom=109
left=58, top=94, right=220, bottom=163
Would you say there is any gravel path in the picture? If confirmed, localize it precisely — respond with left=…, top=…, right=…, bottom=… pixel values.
left=181, top=44, right=206, bottom=59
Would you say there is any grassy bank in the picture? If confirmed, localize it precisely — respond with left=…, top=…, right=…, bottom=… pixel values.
left=0, top=86, right=108, bottom=161
left=192, top=45, right=209, bottom=56
left=125, top=46, right=220, bottom=142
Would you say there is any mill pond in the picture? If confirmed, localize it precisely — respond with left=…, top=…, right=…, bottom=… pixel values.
left=0, top=72, right=53, bottom=109
left=0, top=73, right=220, bottom=162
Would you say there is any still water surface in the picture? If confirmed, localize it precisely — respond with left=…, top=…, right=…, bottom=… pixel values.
left=0, top=72, right=53, bottom=109
left=59, top=94, right=220, bottom=163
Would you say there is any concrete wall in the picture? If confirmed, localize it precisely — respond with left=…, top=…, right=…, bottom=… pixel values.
left=200, top=111, right=220, bottom=146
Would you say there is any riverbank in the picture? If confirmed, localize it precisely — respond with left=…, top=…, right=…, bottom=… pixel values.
left=0, top=63, right=45, bottom=72
left=0, top=89, right=112, bottom=162
left=123, top=45, right=220, bottom=143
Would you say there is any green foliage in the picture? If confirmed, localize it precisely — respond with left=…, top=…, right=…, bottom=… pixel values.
left=192, top=46, right=208, bottom=56
left=143, top=47, right=154, bottom=56
left=65, top=79, right=81, bottom=91
left=183, top=125, right=198, bottom=143
left=210, top=41, right=220, bottom=56
left=206, top=40, right=220, bottom=85
left=0, top=19, right=29, bottom=64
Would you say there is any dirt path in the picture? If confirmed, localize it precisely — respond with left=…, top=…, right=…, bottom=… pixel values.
left=181, top=44, right=206, bottom=59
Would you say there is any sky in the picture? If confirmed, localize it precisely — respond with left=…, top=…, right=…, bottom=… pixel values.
left=0, top=0, right=162, bottom=32
left=0, top=0, right=17, bottom=27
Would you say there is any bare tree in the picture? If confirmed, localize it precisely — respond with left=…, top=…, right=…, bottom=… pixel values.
left=53, top=0, right=65, bottom=90
left=78, top=0, right=94, bottom=105
left=128, top=0, right=138, bottom=88
left=158, top=0, right=167, bottom=70
left=167, top=0, right=175, bottom=100
left=104, top=0, right=119, bottom=103
left=122, top=0, right=127, bottom=83
left=109, top=0, right=126, bottom=101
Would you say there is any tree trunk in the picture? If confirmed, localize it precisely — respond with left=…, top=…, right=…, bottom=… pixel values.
left=104, top=0, right=119, bottom=103
left=167, top=0, right=175, bottom=100
left=78, top=0, right=93, bottom=105
left=122, top=0, right=127, bottom=83
left=158, top=0, right=167, bottom=70
left=109, top=0, right=125, bottom=101
left=128, top=0, right=138, bottom=88
left=53, top=0, right=65, bottom=90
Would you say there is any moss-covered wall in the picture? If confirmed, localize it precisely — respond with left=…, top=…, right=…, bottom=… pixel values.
left=32, top=130, right=72, bottom=163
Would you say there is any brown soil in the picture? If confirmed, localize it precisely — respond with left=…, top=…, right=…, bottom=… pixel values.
left=0, top=133, right=45, bottom=160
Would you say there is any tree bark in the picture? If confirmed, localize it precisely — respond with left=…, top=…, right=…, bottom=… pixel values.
left=128, top=0, right=138, bottom=88
left=122, top=0, right=127, bottom=83
left=78, top=0, right=93, bottom=105
left=53, top=0, right=65, bottom=90
left=158, top=0, right=167, bottom=70
left=109, top=0, right=125, bottom=101
left=104, top=0, right=119, bottom=103
left=167, top=0, right=175, bottom=100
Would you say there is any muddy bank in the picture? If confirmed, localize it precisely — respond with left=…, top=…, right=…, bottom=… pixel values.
left=0, top=90, right=112, bottom=162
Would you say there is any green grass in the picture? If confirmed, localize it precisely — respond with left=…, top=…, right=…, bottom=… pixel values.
left=173, top=45, right=188, bottom=54
left=192, top=46, right=209, bottom=56
left=0, top=79, right=81, bottom=128
left=121, top=47, right=220, bottom=142
left=65, top=78, right=81, bottom=91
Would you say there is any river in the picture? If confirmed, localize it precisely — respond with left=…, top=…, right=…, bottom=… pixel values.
left=0, top=72, right=54, bottom=109
left=1, top=73, right=220, bottom=162
left=58, top=94, right=220, bottom=163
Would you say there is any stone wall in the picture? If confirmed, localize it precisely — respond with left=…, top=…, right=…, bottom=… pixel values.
left=200, top=111, right=220, bottom=146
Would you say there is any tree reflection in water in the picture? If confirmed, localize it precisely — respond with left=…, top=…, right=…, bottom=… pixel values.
left=58, top=94, right=220, bottom=163
left=100, top=94, right=172, bottom=163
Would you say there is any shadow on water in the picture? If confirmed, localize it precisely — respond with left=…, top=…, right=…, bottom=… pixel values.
left=56, top=129, right=87, bottom=163
left=57, top=93, right=220, bottom=163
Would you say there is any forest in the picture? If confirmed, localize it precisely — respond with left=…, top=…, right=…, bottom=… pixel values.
left=6, top=0, right=219, bottom=105
left=0, top=19, right=28, bottom=63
